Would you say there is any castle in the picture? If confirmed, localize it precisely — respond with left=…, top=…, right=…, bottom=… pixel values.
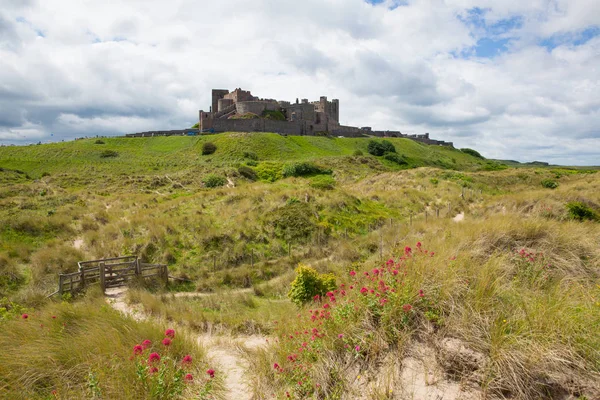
left=126, top=88, right=453, bottom=147
left=197, top=88, right=452, bottom=146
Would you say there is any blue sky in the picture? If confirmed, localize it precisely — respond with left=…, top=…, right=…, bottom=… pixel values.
left=1, top=0, right=599, bottom=165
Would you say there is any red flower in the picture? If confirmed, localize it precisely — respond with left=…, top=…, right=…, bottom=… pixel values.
left=323, top=303, right=330, bottom=309
left=326, top=291, right=334, bottom=297
left=148, top=352, right=161, bottom=363
left=404, top=246, right=412, bottom=255
left=416, top=242, right=422, bottom=248
left=185, top=373, right=193, bottom=381
left=165, top=328, right=175, bottom=338
left=51, top=315, right=56, bottom=319
left=313, top=294, right=320, bottom=301
left=349, top=271, right=356, bottom=276
left=182, top=355, right=192, bottom=365
left=402, top=304, right=412, bottom=313
left=162, top=338, right=172, bottom=347
left=207, top=369, right=215, bottom=378
left=273, top=363, right=280, bottom=370
left=360, top=287, right=368, bottom=295
left=133, top=344, right=143, bottom=355
left=149, top=366, right=158, bottom=374
left=21, top=313, right=28, bottom=319
left=392, top=269, right=398, bottom=275
left=418, top=289, right=424, bottom=297
left=372, top=268, right=380, bottom=275
left=141, top=339, right=152, bottom=349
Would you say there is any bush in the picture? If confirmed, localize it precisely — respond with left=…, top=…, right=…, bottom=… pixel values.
left=191, top=122, right=199, bottom=128
left=202, top=142, right=217, bottom=155
left=282, top=162, right=330, bottom=178
left=566, top=202, right=598, bottom=221
left=288, top=264, right=337, bottom=306
left=309, top=175, right=336, bottom=190
left=100, top=150, right=118, bottom=158
left=383, top=152, right=407, bottom=165
left=255, top=162, right=283, bottom=182
left=353, top=150, right=363, bottom=156
left=238, top=166, right=257, bottom=181
left=541, top=179, right=559, bottom=189
left=270, top=202, right=316, bottom=242
left=202, top=174, right=226, bottom=188
left=94, top=139, right=105, bottom=145
left=243, top=151, right=259, bottom=161
left=367, top=140, right=395, bottom=156
left=461, top=148, right=484, bottom=159
left=261, top=110, right=286, bottom=121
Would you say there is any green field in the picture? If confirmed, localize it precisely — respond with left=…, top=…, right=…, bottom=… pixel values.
left=1, top=132, right=599, bottom=399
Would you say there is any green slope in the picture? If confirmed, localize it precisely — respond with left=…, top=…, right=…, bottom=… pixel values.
left=0, top=132, right=487, bottom=177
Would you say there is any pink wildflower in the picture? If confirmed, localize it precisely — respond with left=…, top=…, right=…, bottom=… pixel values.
left=185, top=373, right=193, bottom=381
left=141, top=339, right=152, bottom=349
left=182, top=355, right=192, bottom=365
left=402, top=304, right=413, bottom=313
left=162, top=337, right=172, bottom=347
left=21, top=313, right=28, bottom=319
left=165, top=328, right=175, bottom=338
left=133, top=344, right=143, bottom=355
left=148, top=353, right=161, bottom=363
left=207, top=369, right=215, bottom=378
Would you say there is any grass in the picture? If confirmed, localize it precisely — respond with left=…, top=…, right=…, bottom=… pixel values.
left=0, top=290, right=223, bottom=399
left=0, top=133, right=599, bottom=398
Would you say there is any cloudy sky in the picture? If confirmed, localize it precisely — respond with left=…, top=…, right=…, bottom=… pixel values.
left=1, top=0, right=599, bottom=165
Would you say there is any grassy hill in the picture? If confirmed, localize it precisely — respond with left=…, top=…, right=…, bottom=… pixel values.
left=1, top=132, right=599, bottom=399
left=0, top=132, right=490, bottom=178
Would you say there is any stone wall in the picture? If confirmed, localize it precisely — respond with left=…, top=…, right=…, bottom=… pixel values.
left=236, top=101, right=279, bottom=116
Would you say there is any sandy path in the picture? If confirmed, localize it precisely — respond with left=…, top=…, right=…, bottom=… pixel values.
left=105, top=287, right=266, bottom=400
left=453, top=211, right=465, bottom=222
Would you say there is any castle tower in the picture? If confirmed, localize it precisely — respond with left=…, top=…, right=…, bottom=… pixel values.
left=211, top=89, right=229, bottom=116
left=331, top=99, right=339, bottom=122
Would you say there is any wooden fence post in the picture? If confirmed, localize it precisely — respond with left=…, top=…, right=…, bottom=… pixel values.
left=425, top=211, right=428, bottom=222
left=436, top=208, right=440, bottom=218
left=162, top=265, right=168, bottom=285
left=58, top=274, right=64, bottom=296
left=99, top=263, right=106, bottom=293
left=80, top=269, right=85, bottom=290
left=135, top=258, right=141, bottom=276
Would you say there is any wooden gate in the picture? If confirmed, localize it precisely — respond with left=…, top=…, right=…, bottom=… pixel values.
left=54, top=256, right=168, bottom=296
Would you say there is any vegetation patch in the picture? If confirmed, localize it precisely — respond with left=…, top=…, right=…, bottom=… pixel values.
left=202, top=142, right=217, bottom=155
left=461, top=148, right=484, bottom=159
left=100, top=150, right=118, bottom=158
left=367, top=140, right=396, bottom=156
left=282, top=162, right=331, bottom=178
left=202, top=174, right=227, bottom=188
left=566, top=201, right=598, bottom=221
left=287, top=264, right=336, bottom=306
left=541, top=179, right=559, bottom=189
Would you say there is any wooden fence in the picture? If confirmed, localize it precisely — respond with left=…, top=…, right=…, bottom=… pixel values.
left=55, top=256, right=167, bottom=296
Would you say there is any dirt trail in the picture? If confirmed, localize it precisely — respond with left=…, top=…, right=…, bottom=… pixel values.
left=105, top=287, right=266, bottom=400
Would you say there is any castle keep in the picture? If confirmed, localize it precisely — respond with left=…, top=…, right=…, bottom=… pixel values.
left=126, top=87, right=453, bottom=146
left=199, top=88, right=345, bottom=136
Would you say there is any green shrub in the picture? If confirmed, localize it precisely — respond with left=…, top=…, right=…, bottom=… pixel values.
left=100, top=150, right=118, bottom=158
left=202, top=142, right=217, bottom=155
left=202, top=174, right=226, bottom=188
left=566, top=202, right=598, bottom=221
left=94, top=139, right=105, bottom=145
left=288, top=264, right=337, bottom=306
left=243, top=151, right=259, bottom=161
left=246, top=160, right=258, bottom=167
left=238, top=166, right=257, bottom=181
left=460, top=148, right=484, bottom=159
left=353, top=150, right=363, bottom=156
left=309, top=175, right=336, bottom=190
left=191, top=122, right=199, bottom=129
left=261, top=110, right=286, bottom=121
left=255, top=162, right=283, bottom=182
left=282, top=162, right=330, bottom=178
left=383, top=152, right=407, bottom=165
left=367, top=140, right=395, bottom=156
left=541, top=179, right=559, bottom=189
left=430, top=178, right=439, bottom=185
left=270, top=202, right=316, bottom=242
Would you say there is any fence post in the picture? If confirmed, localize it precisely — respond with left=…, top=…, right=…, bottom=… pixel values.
left=288, top=242, right=291, bottom=258
left=162, top=265, right=168, bottom=286
left=135, top=258, right=141, bottom=276
left=436, top=208, right=440, bottom=218
left=425, top=211, right=428, bottom=223
left=80, top=269, right=85, bottom=290
left=99, top=263, right=106, bottom=293
left=58, top=274, right=64, bottom=296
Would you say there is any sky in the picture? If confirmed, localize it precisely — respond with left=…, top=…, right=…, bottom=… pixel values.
left=0, top=0, right=599, bottom=165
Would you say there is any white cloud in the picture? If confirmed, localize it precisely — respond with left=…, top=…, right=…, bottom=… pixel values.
left=0, top=0, right=598, bottom=165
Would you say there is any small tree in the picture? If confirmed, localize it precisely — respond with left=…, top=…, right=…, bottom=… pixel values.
left=202, top=142, right=217, bottom=155
left=288, top=264, right=336, bottom=306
